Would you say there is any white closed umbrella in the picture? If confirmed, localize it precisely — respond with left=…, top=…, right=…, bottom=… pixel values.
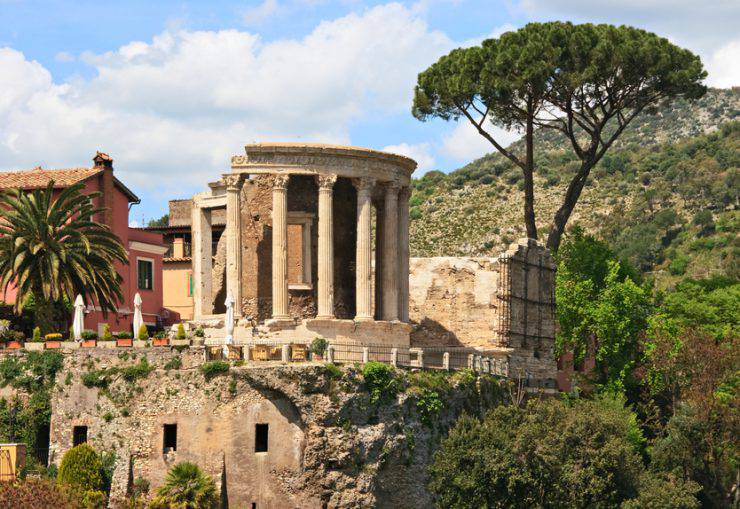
left=223, top=292, right=235, bottom=357
left=72, top=294, right=85, bottom=341
left=133, top=293, right=143, bottom=338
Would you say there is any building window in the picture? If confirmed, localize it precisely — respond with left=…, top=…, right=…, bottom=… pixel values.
left=255, top=423, right=268, bottom=453
left=73, top=426, right=88, bottom=447
left=137, top=258, right=154, bottom=290
left=163, top=424, right=177, bottom=453
left=287, top=212, right=313, bottom=290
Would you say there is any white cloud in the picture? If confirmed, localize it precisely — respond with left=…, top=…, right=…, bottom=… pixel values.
left=705, top=39, right=740, bottom=88
left=383, top=142, right=435, bottom=175
left=0, top=4, right=454, bottom=195
left=55, top=51, right=75, bottom=63
left=242, top=0, right=280, bottom=26
left=442, top=119, right=520, bottom=163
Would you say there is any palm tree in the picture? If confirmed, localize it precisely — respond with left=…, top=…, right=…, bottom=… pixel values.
left=0, top=181, right=128, bottom=332
left=150, top=462, right=218, bottom=509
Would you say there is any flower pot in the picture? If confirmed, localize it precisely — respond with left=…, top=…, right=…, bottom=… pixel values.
left=152, top=337, right=169, bottom=347
left=45, top=340, right=62, bottom=349
left=6, top=340, right=23, bottom=350
left=82, top=339, right=97, bottom=348
left=170, top=339, right=190, bottom=347
left=116, top=338, right=133, bottom=347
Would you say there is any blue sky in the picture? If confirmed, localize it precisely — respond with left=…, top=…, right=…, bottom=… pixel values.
left=1, top=0, right=738, bottom=223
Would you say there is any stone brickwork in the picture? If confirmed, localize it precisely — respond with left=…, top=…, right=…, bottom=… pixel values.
left=47, top=348, right=507, bottom=508
left=169, top=199, right=225, bottom=227
left=409, top=238, right=556, bottom=383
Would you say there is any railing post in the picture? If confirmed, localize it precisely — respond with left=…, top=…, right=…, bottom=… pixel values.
left=475, top=355, right=482, bottom=372
left=362, top=347, right=369, bottom=364
left=483, top=357, right=491, bottom=374
left=391, top=348, right=398, bottom=367
left=467, top=353, right=475, bottom=370
left=327, top=345, right=334, bottom=364
left=245, top=345, right=252, bottom=361
left=417, top=349, right=425, bottom=369
left=442, top=352, right=450, bottom=371
left=282, top=344, right=290, bottom=363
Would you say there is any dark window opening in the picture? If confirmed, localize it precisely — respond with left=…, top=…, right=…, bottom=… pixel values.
left=73, top=426, right=88, bottom=447
left=163, top=424, right=177, bottom=453
left=138, top=259, right=153, bottom=290
left=252, top=504, right=257, bottom=509
left=255, top=423, right=268, bottom=453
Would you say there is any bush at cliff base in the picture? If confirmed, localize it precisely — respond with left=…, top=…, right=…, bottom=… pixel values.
left=58, top=443, right=104, bottom=493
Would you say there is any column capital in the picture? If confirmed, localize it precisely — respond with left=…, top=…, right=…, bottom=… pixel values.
left=224, top=174, right=244, bottom=192
left=272, top=174, right=290, bottom=190
left=384, top=178, right=402, bottom=193
left=398, top=185, right=411, bottom=199
left=316, top=173, right=338, bottom=190
left=352, top=176, right=376, bottom=192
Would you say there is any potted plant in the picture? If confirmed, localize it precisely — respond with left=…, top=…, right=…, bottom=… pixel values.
left=135, top=324, right=149, bottom=347
left=310, top=336, right=328, bottom=361
left=116, top=330, right=134, bottom=347
left=80, top=330, right=98, bottom=348
left=45, top=332, right=63, bottom=349
left=152, top=330, right=169, bottom=347
left=98, top=324, right=115, bottom=348
left=6, top=330, right=24, bottom=350
left=171, top=323, right=190, bottom=346
left=191, top=326, right=205, bottom=346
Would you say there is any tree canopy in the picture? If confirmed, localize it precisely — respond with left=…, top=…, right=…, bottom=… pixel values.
left=0, top=181, right=128, bottom=331
left=413, top=21, right=706, bottom=252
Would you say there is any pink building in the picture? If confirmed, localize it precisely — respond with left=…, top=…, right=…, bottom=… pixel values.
left=0, top=152, right=167, bottom=335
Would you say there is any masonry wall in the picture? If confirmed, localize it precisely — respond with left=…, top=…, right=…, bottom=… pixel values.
left=238, top=175, right=357, bottom=321
left=409, top=239, right=557, bottom=383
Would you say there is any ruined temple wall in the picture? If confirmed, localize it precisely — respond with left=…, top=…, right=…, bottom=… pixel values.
left=238, top=175, right=357, bottom=321
left=409, top=239, right=557, bottom=382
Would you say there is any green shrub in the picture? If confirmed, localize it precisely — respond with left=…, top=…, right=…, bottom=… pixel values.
left=81, top=330, right=98, bottom=341
left=310, top=336, right=328, bottom=356
left=115, top=331, right=133, bottom=340
left=176, top=323, right=187, bottom=340
left=57, top=444, right=104, bottom=492
left=164, top=356, right=182, bottom=370
left=201, top=361, right=229, bottom=380
left=150, top=462, right=217, bottom=509
left=32, top=326, right=41, bottom=342
left=324, top=363, right=342, bottom=379
left=137, top=325, right=149, bottom=341
left=101, top=324, right=112, bottom=341
left=362, top=361, right=398, bottom=404
left=193, top=327, right=205, bottom=338
left=120, top=358, right=154, bottom=382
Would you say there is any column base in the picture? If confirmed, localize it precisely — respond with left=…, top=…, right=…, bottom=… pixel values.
left=354, top=315, right=374, bottom=322
left=315, top=315, right=335, bottom=321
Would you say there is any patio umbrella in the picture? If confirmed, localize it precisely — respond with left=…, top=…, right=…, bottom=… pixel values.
left=133, top=293, right=143, bottom=338
left=72, top=294, right=85, bottom=341
left=223, top=292, right=235, bottom=357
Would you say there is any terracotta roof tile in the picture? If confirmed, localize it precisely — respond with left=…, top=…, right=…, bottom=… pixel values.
left=0, top=167, right=102, bottom=191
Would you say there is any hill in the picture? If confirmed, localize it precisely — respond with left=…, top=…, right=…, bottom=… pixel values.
left=409, top=88, right=739, bottom=285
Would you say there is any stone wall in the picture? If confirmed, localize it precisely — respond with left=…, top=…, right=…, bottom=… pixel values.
left=238, top=175, right=357, bottom=321
left=48, top=349, right=507, bottom=508
left=409, top=239, right=557, bottom=383
left=169, top=199, right=225, bottom=227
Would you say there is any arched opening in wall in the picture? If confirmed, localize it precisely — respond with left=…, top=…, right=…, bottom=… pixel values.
left=72, top=426, right=87, bottom=447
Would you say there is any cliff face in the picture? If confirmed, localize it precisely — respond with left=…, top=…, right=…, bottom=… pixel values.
left=49, top=349, right=509, bottom=508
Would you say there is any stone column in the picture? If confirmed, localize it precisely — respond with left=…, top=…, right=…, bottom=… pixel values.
left=192, top=204, right=213, bottom=317
left=382, top=181, right=400, bottom=321
left=374, top=200, right=384, bottom=320
left=397, top=186, right=410, bottom=322
left=271, top=174, right=290, bottom=320
left=353, top=177, right=375, bottom=321
left=224, top=174, right=243, bottom=317
left=316, top=174, right=337, bottom=319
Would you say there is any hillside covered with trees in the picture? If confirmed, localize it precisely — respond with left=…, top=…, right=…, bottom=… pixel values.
left=410, top=88, right=738, bottom=287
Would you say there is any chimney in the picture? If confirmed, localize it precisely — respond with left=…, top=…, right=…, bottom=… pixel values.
left=93, top=151, right=114, bottom=228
